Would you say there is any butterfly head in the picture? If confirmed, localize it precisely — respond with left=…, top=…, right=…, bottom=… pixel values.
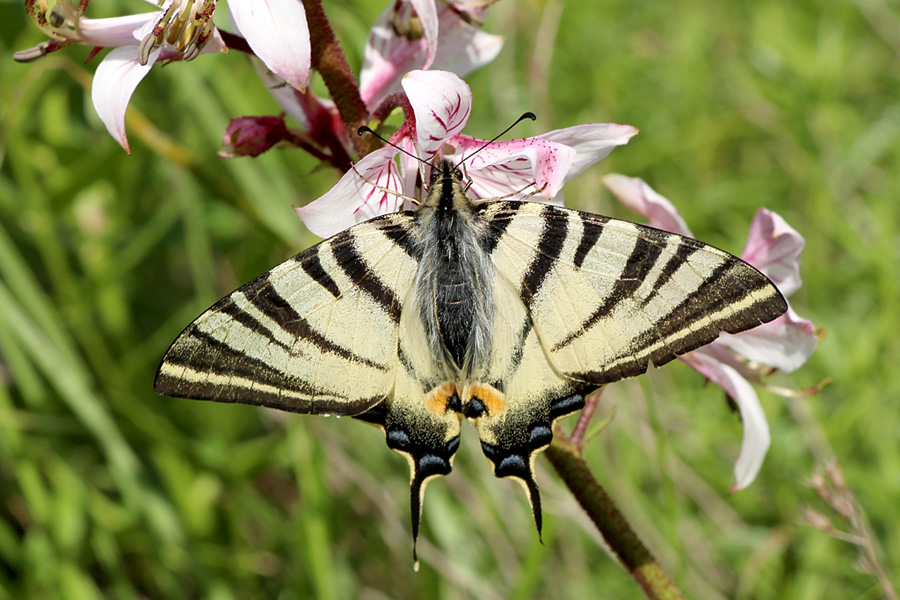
left=423, top=159, right=472, bottom=214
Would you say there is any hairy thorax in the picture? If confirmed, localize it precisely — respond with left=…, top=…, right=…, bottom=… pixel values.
left=414, top=176, right=495, bottom=380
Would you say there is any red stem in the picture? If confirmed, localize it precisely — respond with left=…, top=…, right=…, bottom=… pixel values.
left=302, top=0, right=372, bottom=157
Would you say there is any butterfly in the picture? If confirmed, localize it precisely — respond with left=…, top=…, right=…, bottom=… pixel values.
left=155, top=159, right=786, bottom=561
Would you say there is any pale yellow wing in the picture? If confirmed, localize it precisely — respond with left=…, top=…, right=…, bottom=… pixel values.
left=466, top=199, right=786, bottom=532
left=155, top=212, right=421, bottom=416
left=481, top=200, right=787, bottom=385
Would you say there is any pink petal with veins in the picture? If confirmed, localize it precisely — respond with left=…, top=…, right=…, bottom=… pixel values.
left=361, top=3, right=499, bottom=112
left=402, top=70, right=472, bottom=158
left=446, top=135, right=576, bottom=201
left=410, top=0, right=440, bottom=65
left=717, top=307, right=818, bottom=373
left=429, top=10, right=502, bottom=82
left=537, top=123, right=638, bottom=184
left=740, top=208, right=805, bottom=297
left=360, top=0, right=438, bottom=110
left=294, top=147, right=408, bottom=237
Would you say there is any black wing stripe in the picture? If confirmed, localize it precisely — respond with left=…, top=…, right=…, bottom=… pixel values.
left=217, top=300, right=294, bottom=353
left=166, top=328, right=317, bottom=393
left=655, top=261, right=782, bottom=338
left=298, top=245, right=342, bottom=299
left=247, top=279, right=389, bottom=371
left=480, top=201, right=522, bottom=254
left=508, top=316, right=534, bottom=375
left=520, top=206, right=568, bottom=309
left=576, top=263, right=786, bottom=385
left=377, top=217, right=422, bottom=260
left=639, top=238, right=701, bottom=309
left=332, top=230, right=404, bottom=323
left=573, top=213, right=606, bottom=268
left=553, top=230, right=665, bottom=351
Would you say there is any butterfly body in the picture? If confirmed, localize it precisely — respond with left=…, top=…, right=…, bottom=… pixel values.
left=155, top=160, right=787, bottom=556
left=415, top=162, right=495, bottom=379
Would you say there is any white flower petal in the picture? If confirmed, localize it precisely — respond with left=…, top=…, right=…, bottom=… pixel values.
left=294, top=147, right=407, bottom=237
left=717, top=307, right=818, bottom=373
left=603, top=175, right=693, bottom=236
left=537, top=123, right=638, bottom=184
left=360, top=2, right=420, bottom=110
left=91, top=45, right=157, bottom=153
left=402, top=70, right=472, bottom=158
left=396, top=135, right=424, bottom=200
left=681, top=349, right=771, bottom=491
left=78, top=13, right=157, bottom=47
left=430, top=9, right=503, bottom=80
left=410, top=0, right=440, bottom=65
left=228, top=0, right=310, bottom=91
left=740, top=208, right=805, bottom=297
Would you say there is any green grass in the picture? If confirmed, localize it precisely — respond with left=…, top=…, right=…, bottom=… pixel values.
left=1, top=0, right=899, bottom=598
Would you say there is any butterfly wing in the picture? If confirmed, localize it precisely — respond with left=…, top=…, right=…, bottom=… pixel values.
left=471, top=200, right=786, bottom=527
left=155, top=212, right=422, bottom=416
left=484, top=201, right=787, bottom=384
left=468, top=268, right=590, bottom=535
left=156, top=211, right=463, bottom=559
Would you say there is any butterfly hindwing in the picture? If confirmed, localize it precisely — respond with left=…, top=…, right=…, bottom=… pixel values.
left=155, top=212, right=422, bottom=416
left=469, top=271, right=589, bottom=534
left=355, top=281, right=464, bottom=561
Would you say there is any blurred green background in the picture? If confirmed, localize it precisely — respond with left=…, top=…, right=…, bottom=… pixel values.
left=1, top=0, right=898, bottom=598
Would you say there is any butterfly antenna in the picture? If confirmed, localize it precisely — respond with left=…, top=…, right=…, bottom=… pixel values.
left=357, top=125, right=428, bottom=167
left=358, top=125, right=433, bottom=190
left=456, top=111, right=536, bottom=169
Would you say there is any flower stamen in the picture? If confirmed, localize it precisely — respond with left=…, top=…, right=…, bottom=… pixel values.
left=139, top=0, right=217, bottom=65
left=15, top=0, right=88, bottom=61
left=23, top=0, right=85, bottom=42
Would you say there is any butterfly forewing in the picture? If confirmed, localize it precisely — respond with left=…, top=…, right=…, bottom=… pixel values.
left=155, top=213, right=422, bottom=416
left=480, top=201, right=787, bottom=386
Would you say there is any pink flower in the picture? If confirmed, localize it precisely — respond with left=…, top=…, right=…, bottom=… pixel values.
left=295, top=70, right=638, bottom=237
left=359, top=0, right=503, bottom=112
left=603, top=174, right=818, bottom=491
left=246, top=0, right=503, bottom=169
left=17, top=0, right=310, bottom=153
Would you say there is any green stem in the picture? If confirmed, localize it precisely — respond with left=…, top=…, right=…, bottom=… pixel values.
left=546, top=434, right=685, bottom=600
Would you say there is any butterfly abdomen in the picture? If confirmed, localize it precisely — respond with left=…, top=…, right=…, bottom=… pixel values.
left=416, top=164, right=496, bottom=377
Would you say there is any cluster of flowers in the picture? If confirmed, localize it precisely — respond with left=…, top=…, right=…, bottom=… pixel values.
left=18, top=0, right=817, bottom=491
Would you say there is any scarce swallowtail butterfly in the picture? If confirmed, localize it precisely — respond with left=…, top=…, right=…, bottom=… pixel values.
left=155, top=157, right=787, bottom=560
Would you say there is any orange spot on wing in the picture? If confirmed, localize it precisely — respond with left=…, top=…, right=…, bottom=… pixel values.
left=467, top=383, right=506, bottom=416
left=426, top=382, right=457, bottom=414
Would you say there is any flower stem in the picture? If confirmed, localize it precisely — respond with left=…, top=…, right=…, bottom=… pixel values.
left=546, top=433, right=685, bottom=600
left=302, top=0, right=372, bottom=156
left=569, top=388, right=603, bottom=446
